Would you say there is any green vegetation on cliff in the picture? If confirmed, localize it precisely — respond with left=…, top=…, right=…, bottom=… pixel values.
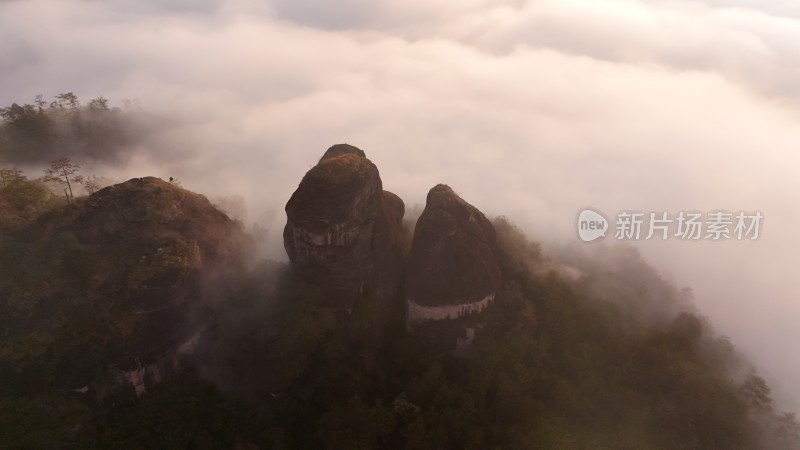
left=0, top=96, right=797, bottom=449
left=2, top=183, right=796, bottom=448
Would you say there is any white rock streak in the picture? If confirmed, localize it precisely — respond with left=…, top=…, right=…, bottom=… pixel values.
left=407, top=292, right=495, bottom=326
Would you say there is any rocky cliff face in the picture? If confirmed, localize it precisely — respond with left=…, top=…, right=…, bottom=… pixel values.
left=72, top=177, right=241, bottom=393
left=0, top=177, right=242, bottom=399
left=283, top=144, right=405, bottom=310
left=283, top=148, right=502, bottom=352
left=405, top=185, right=502, bottom=335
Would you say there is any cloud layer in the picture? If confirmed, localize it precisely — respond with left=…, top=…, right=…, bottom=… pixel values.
left=2, top=0, right=799, bottom=410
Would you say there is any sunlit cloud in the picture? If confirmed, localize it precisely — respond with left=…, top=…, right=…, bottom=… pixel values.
left=1, top=0, right=799, bottom=410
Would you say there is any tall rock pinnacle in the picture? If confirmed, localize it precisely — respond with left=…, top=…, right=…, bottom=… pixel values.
left=284, top=144, right=405, bottom=310
left=405, top=184, right=502, bottom=332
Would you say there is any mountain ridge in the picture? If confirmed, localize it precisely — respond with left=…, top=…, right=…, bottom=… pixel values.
left=0, top=144, right=797, bottom=449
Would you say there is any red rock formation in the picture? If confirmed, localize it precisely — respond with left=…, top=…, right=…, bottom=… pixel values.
left=405, top=184, right=502, bottom=331
left=284, top=144, right=405, bottom=309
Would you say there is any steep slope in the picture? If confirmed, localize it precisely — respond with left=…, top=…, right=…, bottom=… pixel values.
left=405, top=184, right=502, bottom=332
left=1, top=151, right=797, bottom=449
left=0, top=177, right=242, bottom=399
left=283, top=144, right=405, bottom=310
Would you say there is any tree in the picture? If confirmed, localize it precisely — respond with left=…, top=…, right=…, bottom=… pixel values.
left=0, top=103, right=37, bottom=122
left=0, top=177, right=58, bottom=227
left=742, top=373, right=772, bottom=410
left=0, top=101, right=56, bottom=163
left=34, top=95, right=46, bottom=110
left=82, top=175, right=103, bottom=195
left=0, top=168, right=24, bottom=187
left=44, top=158, right=83, bottom=203
left=87, top=97, right=109, bottom=111
left=51, top=92, right=79, bottom=110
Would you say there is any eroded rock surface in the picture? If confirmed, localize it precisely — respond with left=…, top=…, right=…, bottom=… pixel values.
left=65, top=178, right=239, bottom=395
left=405, top=184, right=502, bottom=332
left=283, top=144, right=405, bottom=309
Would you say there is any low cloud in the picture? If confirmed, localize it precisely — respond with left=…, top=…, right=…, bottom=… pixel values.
left=1, top=0, right=799, bottom=411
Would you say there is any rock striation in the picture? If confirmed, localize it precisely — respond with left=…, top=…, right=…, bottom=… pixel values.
left=405, top=184, right=502, bottom=332
left=283, top=144, right=405, bottom=309
left=282, top=147, right=502, bottom=354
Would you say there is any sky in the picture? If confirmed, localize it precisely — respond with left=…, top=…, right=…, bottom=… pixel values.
left=1, top=0, right=799, bottom=411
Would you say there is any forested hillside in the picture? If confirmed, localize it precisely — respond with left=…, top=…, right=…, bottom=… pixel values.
left=0, top=96, right=798, bottom=449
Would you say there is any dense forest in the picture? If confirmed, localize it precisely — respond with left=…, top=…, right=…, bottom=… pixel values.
left=0, top=95, right=798, bottom=449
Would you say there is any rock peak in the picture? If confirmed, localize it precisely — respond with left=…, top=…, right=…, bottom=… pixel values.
left=426, top=183, right=454, bottom=200
left=284, top=144, right=404, bottom=310
left=420, top=184, right=483, bottom=227
left=320, top=143, right=366, bottom=162
left=304, top=145, right=374, bottom=186
left=406, top=184, right=501, bottom=308
left=425, top=184, right=469, bottom=210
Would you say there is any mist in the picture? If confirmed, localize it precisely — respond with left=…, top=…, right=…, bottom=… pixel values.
left=2, top=0, right=799, bottom=412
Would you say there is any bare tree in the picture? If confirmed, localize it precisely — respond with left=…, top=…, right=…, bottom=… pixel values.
left=44, top=158, right=83, bottom=202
